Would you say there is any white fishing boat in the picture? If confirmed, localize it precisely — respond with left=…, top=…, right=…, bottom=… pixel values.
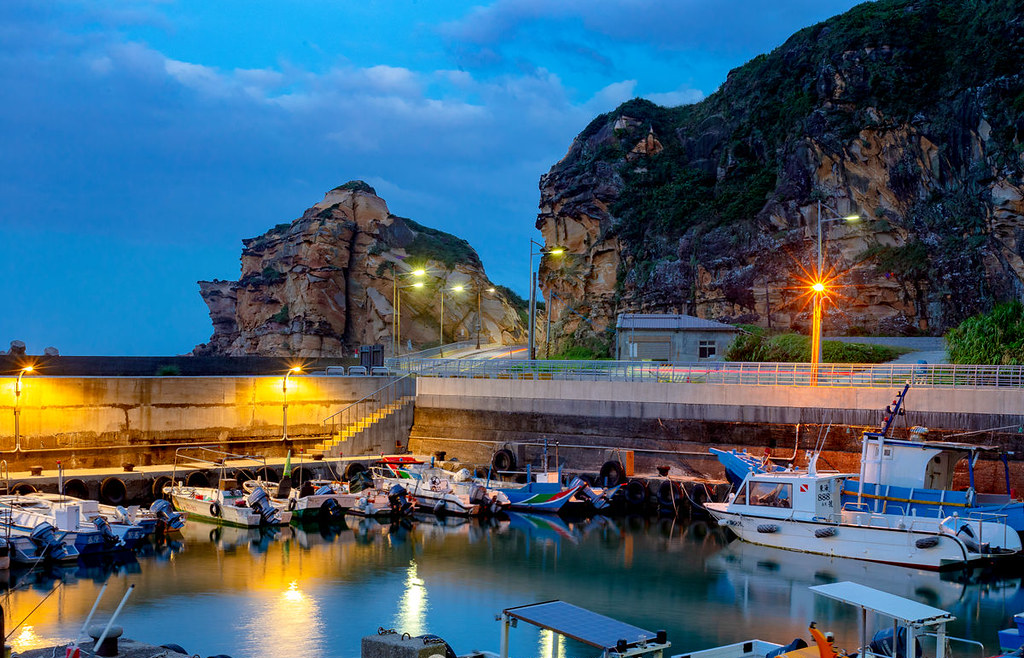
left=0, top=502, right=79, bottom=563
left=705, top=455, right=1021, bottom=570
left=371, top=459, right=509, bottom=516
left=166, top=447, right=291, bottom=527
left=27, top=493, right=150, bottom=549
left=671, top=581, right=978, bottom=658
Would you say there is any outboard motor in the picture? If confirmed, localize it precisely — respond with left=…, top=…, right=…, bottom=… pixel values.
left=247, top=487, right=282, bottom=525
left=150, top=499, right=186, bottom=531
left=92, top=516, right=123, bottom=547
left=319, top=498, right=344, bottom=522
left=388, top=484, right=414, bottom=516
left=469, top=484, right=488, bottom=506
left=30, top=522, right=73, bottom=560
left=870, top=627, right=922, bottom=658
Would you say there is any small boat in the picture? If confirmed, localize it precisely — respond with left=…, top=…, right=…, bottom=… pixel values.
left=166, top=447, right=291, bottom=527
left=476, top=467, right=584, bottom=513
left=705, top=454, right=1021, bottom=570
left=371, top=460, right=509, bottom=516
left=27, top=493, right=151, bottom=549
left=671, top=581, right=970, bottom=658
left=0, top=505, right=79, bottom=563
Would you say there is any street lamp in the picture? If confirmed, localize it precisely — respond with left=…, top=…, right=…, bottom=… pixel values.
left=391, top=266, right=426, bottom=356
left=476, top=286, right=496, bottom=349
left=439, top=284, right=466, bottom=357
left=282, top=366, right=301, bottom=441
left=528, top=240, right=564, bottom=360
left=812, top=201, right=860, bottom=367
left=14, top=366, right=33, bottom=452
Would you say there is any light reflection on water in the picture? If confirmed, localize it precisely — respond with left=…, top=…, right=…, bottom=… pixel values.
left=0, top=513, right=1020, bottom=658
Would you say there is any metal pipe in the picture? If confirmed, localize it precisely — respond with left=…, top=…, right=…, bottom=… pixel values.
left=95, top=584, right=134, bottom=652
left=80, top=583, right=107, bottom=639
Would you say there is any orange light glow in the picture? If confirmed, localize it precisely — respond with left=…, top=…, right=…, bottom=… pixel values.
left=812, top=282, right=825, bottom=293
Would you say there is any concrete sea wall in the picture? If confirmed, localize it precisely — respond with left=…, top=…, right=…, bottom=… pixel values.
left=0, top=375, right=387, bottom=469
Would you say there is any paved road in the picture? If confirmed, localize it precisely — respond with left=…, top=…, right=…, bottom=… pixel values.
left=827, top=336, right=947, bottom=363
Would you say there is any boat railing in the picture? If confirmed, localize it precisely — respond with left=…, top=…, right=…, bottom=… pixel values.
left=964, top=510, right=1012, bottom=549
left=919, top=632, right=985, bottom=658
left=171, top=446, right=269, bottom=486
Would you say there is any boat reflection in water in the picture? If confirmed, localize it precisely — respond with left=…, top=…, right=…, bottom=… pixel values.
left=2, top=513, right=1023, bottom=658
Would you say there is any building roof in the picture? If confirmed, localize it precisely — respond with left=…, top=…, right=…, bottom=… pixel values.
left=616, top=313, right=739, bottom=332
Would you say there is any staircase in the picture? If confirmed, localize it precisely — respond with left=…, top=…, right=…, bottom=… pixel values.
left=316, top=375, right=416, bottom=458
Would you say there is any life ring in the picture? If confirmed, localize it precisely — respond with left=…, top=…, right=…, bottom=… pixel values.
left=209, top=501, right=222, bottom=518
left=491, top=449, right=516, bottom=472
left=599, top=460, right=625, bottom=487
left=288, top=498, right=297, bottom=511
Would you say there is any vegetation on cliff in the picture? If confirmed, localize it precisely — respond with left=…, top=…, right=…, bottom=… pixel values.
left=542, top=0, right=1024, bottom=346
left=946, top=302, right=1024, bottom=364
left=396, top=215, right=482, bottom=269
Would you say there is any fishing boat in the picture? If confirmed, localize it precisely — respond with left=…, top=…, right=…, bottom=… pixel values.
left=705, top=455, right=1021, bottom=570
left=27, top=493, right=152, bottom=549
left=166, top=447, right=291, bottom=527
left=475, top=467, right=584, bottom=513
left=671, top=581, right=976, bottom=658
left=0, top=504, right=79, bottom=563
left=371, top=460, right=509, bottom=516
left=712, top=384, right=1024, bottom=536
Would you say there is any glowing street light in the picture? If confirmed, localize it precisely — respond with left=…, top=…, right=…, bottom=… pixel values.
left=477, top=286, right=496, bottom=350
left=439, top=283, right=466, bottom=357
left=811, top=201, right=860, bottom=371
left=391, top=266, right=427, bottom=357
left=282, top=366, right=302, bottom=441
left=14, top=366, right=33, bottom=452
left=528, top=240, right=564, bottom=360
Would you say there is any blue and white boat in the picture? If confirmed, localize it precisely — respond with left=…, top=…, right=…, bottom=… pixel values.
left=0, top=502, right=80, bottom=563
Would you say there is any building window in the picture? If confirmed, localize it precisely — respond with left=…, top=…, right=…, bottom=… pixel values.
left=699, top=340, right=716, bottom=359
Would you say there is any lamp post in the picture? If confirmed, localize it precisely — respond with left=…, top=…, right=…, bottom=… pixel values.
left=391, top=267, right=426, bottom=357
left=476, top=286, right=496, bottom=350
left=14, top=366, right=33, bottom=452
left=528, top=240, right=564, bottom=360
left=439, top=284, right=467, bottom=357
left=812, top=200, right=860, bottom=368
left=282, top=366, right=301, bottom=441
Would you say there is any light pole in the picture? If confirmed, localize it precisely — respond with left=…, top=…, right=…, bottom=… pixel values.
left=391, top=266, right=426, bottom=357
left=476, top=286, right=495, bottom=349
left=282, top=366, right=301, bottom=441
left=812, top=200, right=860, bottom=367
left=528, top=240, right=563, bottom=360
left=14, top=366, right=33, bottom=452
left=439, top=284, right=467, bottom=356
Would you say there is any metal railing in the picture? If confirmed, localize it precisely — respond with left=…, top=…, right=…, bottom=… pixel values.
left=384, top=358, right=1024, bottom=389
left=392, top=340, right=502, bottom=366
left=321, top=374, right=416, bottom=440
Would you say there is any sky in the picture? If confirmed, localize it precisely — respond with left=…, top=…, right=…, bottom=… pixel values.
left=0, top=0, right=866, bottom=356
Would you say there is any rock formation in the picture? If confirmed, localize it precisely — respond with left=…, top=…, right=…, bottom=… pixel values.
left=194, top=182, right=525, bottom=356
left=536, top=0, right=1024, bottom=354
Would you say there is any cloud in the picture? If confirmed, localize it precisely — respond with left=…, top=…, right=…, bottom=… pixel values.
left=644, top=85, right=704, bottom=107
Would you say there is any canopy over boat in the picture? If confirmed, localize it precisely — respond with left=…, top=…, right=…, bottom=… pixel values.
left=808, top=581, right=954, bottom=627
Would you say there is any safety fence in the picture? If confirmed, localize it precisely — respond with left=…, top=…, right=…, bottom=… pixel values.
left=384, top=358, right=1024, bottom=389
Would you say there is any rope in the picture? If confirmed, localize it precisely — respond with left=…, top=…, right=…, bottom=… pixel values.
left=6, top=580, right=64, bottom=641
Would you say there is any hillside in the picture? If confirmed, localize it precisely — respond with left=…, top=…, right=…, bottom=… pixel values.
left=536, top=0, right=1024, bottom=354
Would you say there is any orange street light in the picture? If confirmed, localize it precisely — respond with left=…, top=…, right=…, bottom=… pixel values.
left=14, top=366, right=33, bottom=452
left=283, top=366, right=302, bottom=441
left=529, top=240, right=565, bottom=360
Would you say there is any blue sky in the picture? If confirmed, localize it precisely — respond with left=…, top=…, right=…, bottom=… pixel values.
left=0, top=0, right=864, bottom=355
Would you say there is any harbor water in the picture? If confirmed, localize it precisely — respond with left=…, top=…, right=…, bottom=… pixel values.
left=2, top=513, right=1021, bottom=658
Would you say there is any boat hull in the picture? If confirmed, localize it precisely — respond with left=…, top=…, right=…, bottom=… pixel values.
left=706, top=504, right=985, bottom=570
left=170, top=491, right=291, bottom=527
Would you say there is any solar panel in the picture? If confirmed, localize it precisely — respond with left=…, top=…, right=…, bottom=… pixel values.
left=504, top=600, right=660, bottom=650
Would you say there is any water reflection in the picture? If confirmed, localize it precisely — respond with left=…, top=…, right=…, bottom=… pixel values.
left=0, top=516, right=1020, bottom=658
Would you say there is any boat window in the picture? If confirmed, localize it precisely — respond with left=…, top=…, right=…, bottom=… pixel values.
left=749, top=481, right=792, bottom=508
left=733, top=484, right=747, bottom=505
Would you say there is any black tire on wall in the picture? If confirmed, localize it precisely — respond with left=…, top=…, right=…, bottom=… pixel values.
left=233, top=469, right=255, bottom=484
left=625, top=479, right=649, bottom=507
left=256, top=467, right=278, bottom=483
left=11, top=482, right=37, bottom=495
left=186, top=471, right=209, bottom=488
left=345, top=462, right=367, bottom=481
left=152, top=476, right=171, bottom=500
left=100, top=477, right=127, bottom=505
left=599, top=460, right=626, bottom=487
left=491, top=449, right=516, bottom=472
left=62, top=478, right=89, bottom=499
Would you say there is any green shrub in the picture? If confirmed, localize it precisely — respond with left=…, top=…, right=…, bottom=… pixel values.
left=727, top=333, right=909, bottom=363
left=331, top=180, right=376, bottom=195
left=272, top=305, right=290, bottom=324
left=156, top=365, right=181, bottom=376
left=946, top=301, right=1024, bottom=364
left=262, top=266, right=285, bottom=284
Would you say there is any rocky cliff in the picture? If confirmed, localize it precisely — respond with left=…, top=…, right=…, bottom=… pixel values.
left=537, top=0, right=1024, bottom=354
left=194, top=182, right=525, bottom=356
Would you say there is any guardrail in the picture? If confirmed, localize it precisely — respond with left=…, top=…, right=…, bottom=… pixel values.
left=384, top=358, right=1024, bottom=389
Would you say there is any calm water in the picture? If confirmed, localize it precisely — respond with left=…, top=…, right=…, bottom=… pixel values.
left=2, top=514, right=1021, bottom=658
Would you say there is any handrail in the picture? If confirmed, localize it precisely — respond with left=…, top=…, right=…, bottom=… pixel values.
left=322, top=373, right=414, bottom=425
left=383, top=358, right=1024, bottom=389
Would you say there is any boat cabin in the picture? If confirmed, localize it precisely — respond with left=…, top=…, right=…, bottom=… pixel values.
left=729, top=471, right=849, bottom=518
left=860, top=431, right=1004, bottom=491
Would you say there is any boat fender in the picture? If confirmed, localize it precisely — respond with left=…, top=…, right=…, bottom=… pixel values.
left=599, top=460, right=625, bottom=487
left=756, top=524, right=780, bottom=534
left=814, top=527, right=837, bottom=538
left=491, top=449, right=516, bottom=472
left=915, top=536, right=939, bottom=549
left=625, top=479, right=648, bottom=507
left=209, top=501, right=222, bottom=518
left=288, top=498, right=297, bottom=512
